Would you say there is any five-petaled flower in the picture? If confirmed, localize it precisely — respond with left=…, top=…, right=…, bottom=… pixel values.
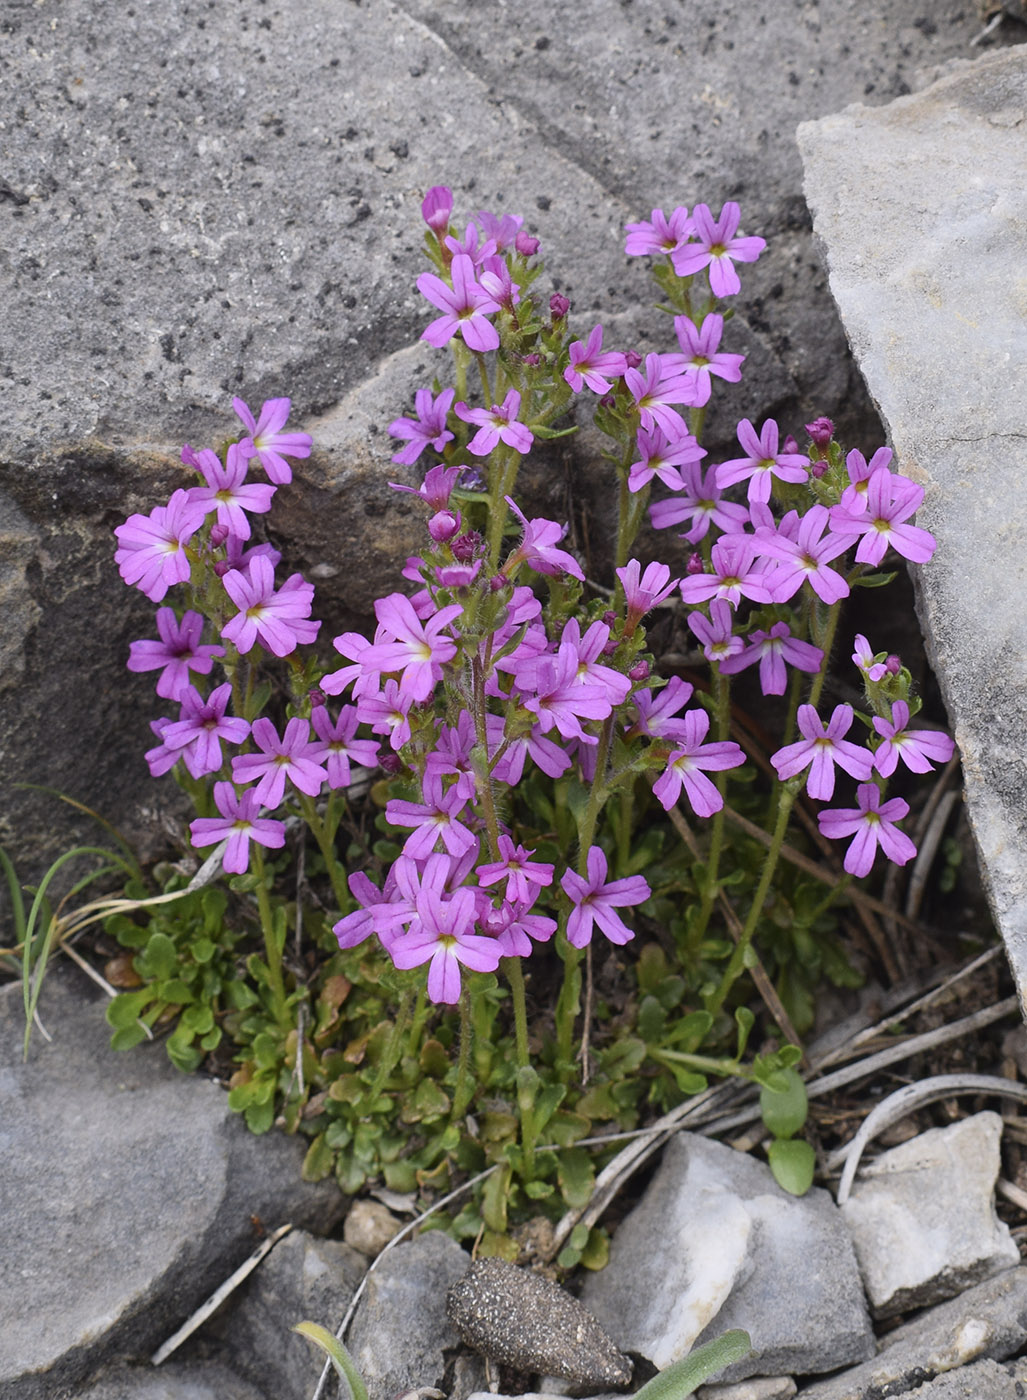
left=670, top=201, right=766, bottom=296
left=872, top=701, right=955, bottom=777
left=221, top=556, right=321, bottom=657
left=818, top=783, right=917, bottom=878
left=115, top=489, right=209, bottom=602
left=128, top=607, right=225, bottom=700
left=771, top=703, right=874, bottom=801
left=189, top=781, right=286, bottom=874
left=232, top=397, right=312, bottom=485
left=652, top=708, right=747, bottom=816
left=561, top=846, right=651, bottom=948
left=417, top=252, right=502, bottom=353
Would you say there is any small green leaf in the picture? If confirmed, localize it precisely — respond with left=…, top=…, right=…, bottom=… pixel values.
left=302, top=1133, right=335, bottom=1183
left=768, top=1138, right=816, bottom=1196
left=482, top=1162, right=511, bottom=1233
left=293, top=1322, right=369, bottom=1400
left=139, top=932, right=178, bottom=980
left=632, top=1331, right=752, bottom=1400
left=759, top=1067, right=808, bottom=1139
left=558, top=1147, right=595, bottom=1210
left=579, top=1226, right=610, bottom=1271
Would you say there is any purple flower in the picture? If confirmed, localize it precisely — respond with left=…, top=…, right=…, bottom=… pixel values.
left=388, top=388, right=456, bottom=466
left=648, top=460, right=750, bottom=543
left=687, top=600, right=744, bottom=665
left=456, top=389, right=533, bottom=456
left=628, top=425, right=706, bottom=494
left=771, top=704, right=874, bottom=801
left=670, top=202, right=766, bottom=296
left=818, top=783, right=917, bottom=878
left=390, top=884, right=501, bottom=1004
left=386, top=767, right=478, bottom=860
left=716, top=419, right=810, bottom=505
left=360, top=594, right=462, bottom=703
left=755, top=504, right=851, bottom=605
left=310, top=704, right=380, bottom=788
left=839, top=446, right=893, bottom=513
left=678, top=534, right=777, bottom=607
left=476, top=209, right=523, bottom=251
left=189, top=781, right=286, bottom=874
left=625, top=353, right=696, bottom=436
left=484, top=901, right=557, bottom=958
left=232, top=397, right=312, bottom=486
left=503, top=497, right=584, bottom=581
left=421, top=185, right=453, bottom=235
left=662, top=314, right=745, bottom=407
left=417, top=252, right=501, bottom=354
left=559, top=618, right=631, bottom=706
left=564, top=326, right=628, bottom=394
left=114, top=489, right=209, bottom=602
left=221, top=556, right=321, bottom=657
left=127, top=607, right=225, bottom=701
left=852, top=634, right=888, bottom=683
left=158, top=682, right=251, bottom=778
left=829, top=467, right=936, bottom=566
left=477, top=835, right=555, bottom=906
left=872, top=701, right=955, bottom=777
left=231, top=716, right=328, bottom=809
left=355, top=679, right=416, bottom=751
left=719, top=622, right=823, bottom=696
left=520, top=644, right=613, bottom=745
left=652, top=708, right=746, bottom=816
left=624, top=206, right=693, bottom=257
left=628, top=676, right=695, bottom=744
left=617, top=559, right=679, bottom=630
left=187, top=442, right=276, bottom=541
left=561, top=846, right=650, bottom=948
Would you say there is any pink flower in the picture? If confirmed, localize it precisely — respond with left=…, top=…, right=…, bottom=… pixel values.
left=628, top=425, right=706, bottom=494
left=755, top=504, right=851, bottom=605
left=852, top=634, right=888, bottom=683
left=678, top=534, right=777, bottom=607
left=477, top=835, right=555, bottom=906
left=687, top=600, right=744, bottom=666
left=417, top=252, right=501, bottom=354
left=625, top=353, right=697, bottom=436
left=232, top=397, right=312, bottom=485
left=716, top=419, right=810, bottom=505
left=771, top=704, right=874, bottom=801
left=390, top=884, right=501, bottom=1004
left=231, top=716, right=328, bottom=809
left=652, top=708, right=746, bottom=816
left=189, top=781, right=286, bottom=874
left=221, top=556, right=321, bottom=657
left=628, top=676, right=695, bottom=744
left=456, top=389, right=533, bottom=456
left=360, top=594, right=462, bottom=703
left=648, top=460, right=750, bottom=543
left=872, top=702, right=955, bottom=777
left=670, top=202, right=766, bottom=297
left=624, top=206, right=693, bottom=257
left=157, top=681, right=250, bottom=779
left=476, top=208, right=524, bottom=251
left=127, top=607, right=225, bottom=701
left=386, top=767, right=478, bottom=860
left=520, top=644, right=613, bottom=745
left=388, top=388, right=456, bottom=466
left=839, top=447, right=893, bottom=513
left=719, top=623, right=823, bottom=696
left=187, top=443, right=276, bottom=541
left=114, top=489, right=208, bottom=602
left=503, top=497, right=584, bottom=580
left=564, top=325, right=628, bottom=394
left=355, top=679, right=416, bottom=751
left=818, top=783, right=917, bottom=878
left=421, top=185, right=453, bottom=235
left=310, top=705, right=380, bottom=788
left=829, top=468, right=936, bottom=566
left=661, top=314, right=745, bottom=407
left=617, top=559, right=679, bottom=631
left=561, top=846, right=650, bottom=948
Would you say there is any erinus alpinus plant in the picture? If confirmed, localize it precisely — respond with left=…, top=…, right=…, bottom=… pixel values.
left=104, top=185, right=953, bottom=1246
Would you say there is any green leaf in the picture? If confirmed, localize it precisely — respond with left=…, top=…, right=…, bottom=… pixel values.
left=759, top=1068, right=808, bottom=1139
left=767, top=1138, right=816, bottom=1196
left=293, top=1322, right=369, bottom=1400
left=482, top=1162, right=511, bottom=1234
left=106, top=988, right=156, bottom=1030
left=851, top=570, right=897, bottom=589
left=140, top=932, right=178, bottom=980
left=110, top=1024, right=149, bottom=1051
left=245, top=1098, right=275, bottom=1134
left=632, top=1331, right=752, bottom=1400
left=579, top=1226, right=610, bottom=1271
left=557, top=1147, right=595, bottom=1210
left=734, top=1006, right=754, bottom=1059
left=302, top=1133, right=335, bottom=1183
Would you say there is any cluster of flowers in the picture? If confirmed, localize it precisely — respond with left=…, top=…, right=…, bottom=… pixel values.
left=113, top=187, right=954, bottom=1008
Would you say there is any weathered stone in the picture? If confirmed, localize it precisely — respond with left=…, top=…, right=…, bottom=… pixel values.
left=877, top=1356, right=1027, bottom=1400
left=582, top=1135, right=873, bottom=1382
left=0, top=965, right=345, bottom=1400
left=700, top=1380, right=797, bottom=1400
left=344, top=1232, right=471, bottom=1400
left=76, top=1360, right=269, bottom=1400
left=342, top=1198, right=404, bottom=1258
left=447, top=1258, right=632, bottom=1392
left=797, top=45, right=1027, bottom=998
left=842, top=1113, right=1019, bottom=1317
left=795, top=1267, right=1027, bottom=1400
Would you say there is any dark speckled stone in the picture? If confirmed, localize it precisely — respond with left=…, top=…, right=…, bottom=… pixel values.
left=446, top=1258, right=632, bottom=1392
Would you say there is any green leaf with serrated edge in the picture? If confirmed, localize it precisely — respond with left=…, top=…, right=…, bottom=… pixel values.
left=768, top=1138, right=816, bottom=1196
left=245, top=1099, right=275, bottom=1134
left=293, top=1322, right=369, bottom=1400
left=759, top=1067, right=808, bottom=1138
left=631, top=1331, right=752, bottom=1400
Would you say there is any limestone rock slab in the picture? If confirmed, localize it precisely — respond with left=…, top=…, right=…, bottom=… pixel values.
left=582, top=1135, right=873, bottom=1383
left=798, top=46, right=1027, bottom=999
left=0, top=965, right=345, bottom=1400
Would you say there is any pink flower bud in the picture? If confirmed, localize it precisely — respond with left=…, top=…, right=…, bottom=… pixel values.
left=602, top=638, right=618, bottom=656
left=624, top=350, right=643, bottom=370
left=209, top=523, right=230, bottom=548
left=602, top=609, right=618, bottom=627
left=549, top=292, right=570, bottom=319
left=379, top=752, right=403, bottom=775
left=515, top=231, right=540, bottom=256
left=213, top=559, right=230, bottom=578
left=805, top=417, right=835, bottom=446
left=428, top=509, right=461, bottom=543
left=489, top=574, right=507, bottom=593
left=686, top=552, right=705, bottom=576
left=522, top=352, right=541, bottom=367
left=421, top=185, right=453, bottom=235
left=782, top=434, right=800, bottom=455
left=811, top=460, right=828, bottom=478
left=452, top=530, right=482, bottom=562
left=309, top=688, right=326, bottom=708
left=885, top=654, right=901, bottom=675
left=598, top=394, right=616, bottom=410
left=628, top=659, right=651, bottom=682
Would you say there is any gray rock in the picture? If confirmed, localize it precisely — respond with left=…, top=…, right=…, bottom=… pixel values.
left=4, top=0, right=1021, bottom=877
left=795, top=1267, right=1027, bottom=1400
left=700, top=1381, right=797, bottom=1400
left=342, top=1198, right=405, bottom=1258
left=74, top=1360, right=269, bottom=1400
left=582, top=1135, right=873, bottom=1382
left=842, top=1112, right=1019, bottom=1317
left=188, top=1229, right=366, bottom=1400
left=875, top=1356, right=1027, bottom=1400
left=797, top=45, right=1027, bottom=994
left=0, top=965, right=345, bottom=1400
left=344, top=1232, right=471, bottom=1400
left=447, top=1258, right=632, bottom=1392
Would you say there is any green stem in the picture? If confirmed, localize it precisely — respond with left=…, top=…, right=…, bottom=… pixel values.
left=689, top=669, right=731, bottom=945
left=365, top=987, right=413, bottom=1104
left=503, top=956, right=530, bottom=1070
left=298, top=794, right=351, bottom=914
left=451, top=986, right=474, bottom=1121
left=251, top=847, right=290, bottom=1030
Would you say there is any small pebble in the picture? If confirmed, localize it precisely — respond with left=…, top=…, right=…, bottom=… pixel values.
left=342, top=1198, right=403, bottom=1257
left=447, top=1257, right=632, bottom=1391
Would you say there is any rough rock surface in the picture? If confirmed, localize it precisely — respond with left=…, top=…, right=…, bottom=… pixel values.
left=344, top=1232, right=471, bottom=1400
left=75, top=1360, right=269, bottom=1400
left=582, top=1134, right=873, bottom=1382
left=795, top=1267, right=1027, bottom=1400
left=841, top=1112, right=1019, bottom=1317
left=447, top=1257, right=632, bottom=1392
left=2, top=0, right=1023, bottom=875
left=0, top=965, right=345, bottom=1400
left=797, top=45, right=1027, bottom=996
left=700, top=1380, right=797, bottom=1400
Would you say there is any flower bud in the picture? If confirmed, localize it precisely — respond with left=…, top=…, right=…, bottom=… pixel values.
left=515, top=231, right=540, bottom=256
left=782, top=434, right=800, bottom=455
left=379, top=752, right=403, bottom=775
left=810, top=459, right=828, bottom=478
left=885, top=654, right=901, bottom=675
left=598, top=394, right=616, bottom=410
left=603, top=609, right=618, bottom=628
left=421, top=185, right=453, bottom=235
left=209, top=523, right=230, bottom=548
left=602, top=638, right=618, bottom=656
left=522, top=353, right=541, bottom=367
left=624, top=350, right=643, bottom=370
left=309, top=688, right=326, bottom=708
left=628, top=659, right=651, bottom=682
left=686, top=552, right=705, bottom=576
left=458, top=465, right=486, bottom=492
left=549, top=292, right=570, bottom=320
left=452, top=530, right=483, bottom=562
left=805, top=417, right=835, bottom=446
left=428, top=508, right=461, bottom=543
left=489, top=574, right=507, bottom=593
left=213, top=559, right=230, bottom=578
